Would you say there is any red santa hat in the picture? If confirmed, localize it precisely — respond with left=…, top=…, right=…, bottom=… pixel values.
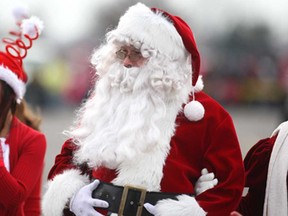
left=109, top=3, right=205, bottom=121
left=0, top=8, right=43, bottom=102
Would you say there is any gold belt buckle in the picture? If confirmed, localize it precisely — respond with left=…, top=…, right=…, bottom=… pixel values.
left=118, top=184, right=147, bottom=216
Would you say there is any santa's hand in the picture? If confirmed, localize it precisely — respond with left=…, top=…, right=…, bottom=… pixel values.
left=69, top=179, right=109, bottom=216
left=230, top=211, right=243, bottom=216
left=144, top=203, right=157, bottom=215
left=195, top=168, right=218, bottom=195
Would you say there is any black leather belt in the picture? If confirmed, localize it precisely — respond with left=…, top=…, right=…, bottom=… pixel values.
left=92, top=181, right=189, bottom=216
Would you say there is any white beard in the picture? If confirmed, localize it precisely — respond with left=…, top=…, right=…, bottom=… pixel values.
left=68, top=58, right=192, bottom=190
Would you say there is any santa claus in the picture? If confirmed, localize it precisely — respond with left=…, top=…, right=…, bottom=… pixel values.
left=42, top=3, right=244, bottom=216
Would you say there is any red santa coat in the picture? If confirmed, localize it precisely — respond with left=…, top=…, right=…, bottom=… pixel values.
left=0, top=117, right=46, bottom=216
left=44, top=92, right=245, bottom=216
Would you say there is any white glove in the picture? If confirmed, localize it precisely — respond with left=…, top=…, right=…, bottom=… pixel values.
left=144, top=203, right=157, bottom=215
left=195, top=168, right=218, bottom=195
left=69, top=179, right=109, bottom=216
left=145, top=195, right=207, bottom=216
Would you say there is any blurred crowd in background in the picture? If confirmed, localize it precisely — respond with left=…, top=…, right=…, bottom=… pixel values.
left=1, top=0, right=288, bottom=120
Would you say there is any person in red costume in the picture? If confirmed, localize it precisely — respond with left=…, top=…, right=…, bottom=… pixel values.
left=0, top=7, right=46, bottom=216
left=197, top=120, right=288, bottom=216
left=42, top=3, right=244, bottom=216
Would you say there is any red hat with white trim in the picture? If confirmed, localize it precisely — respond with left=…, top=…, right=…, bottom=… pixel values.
left=0, top=7, right=43, bottom=102
left=110, top=3, right=205, bottom=121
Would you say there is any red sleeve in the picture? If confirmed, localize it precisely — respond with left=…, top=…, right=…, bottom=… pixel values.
left=196, top=115, right=245, bottom=216
left=0, top=122, right=46, bottom=209
left=47, top=139, right=79, bottom=180
left=46, top=139, right=92, bottom=216
left=23, top=176, right=43, bottom=216
left=237, top=135, right=276, bottom=216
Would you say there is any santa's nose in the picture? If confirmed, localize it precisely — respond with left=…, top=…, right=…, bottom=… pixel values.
left=123, top=57, right=133, bottom=68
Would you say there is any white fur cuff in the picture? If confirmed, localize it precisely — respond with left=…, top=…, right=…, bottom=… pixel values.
left=155, top=194, right=206, bottom=216
left=41, top=169, right=90, bottom=216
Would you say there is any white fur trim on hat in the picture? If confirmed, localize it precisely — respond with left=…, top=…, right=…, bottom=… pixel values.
left=154, top=194, right=206, bottom=216
left=42, top=169, right=90, bottom=216
left=0, top=64, right=26, bottom=101
left=108, top=3, right=186, bottom=61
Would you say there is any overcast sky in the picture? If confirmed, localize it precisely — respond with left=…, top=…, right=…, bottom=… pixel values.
left=0, top=0, right=287, bottom=45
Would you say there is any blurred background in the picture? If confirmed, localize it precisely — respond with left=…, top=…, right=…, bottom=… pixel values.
left=1, top=0, right=288, bottom=193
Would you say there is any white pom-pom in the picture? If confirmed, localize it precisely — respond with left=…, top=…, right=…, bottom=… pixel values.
left=12, top=5, right=29, bottom=22
left=184, top=100, right=205, bottom=121
left=21, top=16, right=44, bottom=38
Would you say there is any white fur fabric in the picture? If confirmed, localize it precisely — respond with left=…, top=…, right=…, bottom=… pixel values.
left=21, top=16, right=44, bottom=37
left=42, top=169, right=89, bottom=216
left=263, top=120, right=288, bottom=216
left=68, top=54, right=193, bottom=191
left=153, top=194, right=206, bottom=216
left=107, top=2, right=186, bottom=61
left=0, top=64, right=26, bottom=101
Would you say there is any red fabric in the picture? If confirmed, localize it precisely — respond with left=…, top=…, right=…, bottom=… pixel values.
left=0, top=117, right=46, bottom=216
left=0, top=52, right=26, bottom=83
left=48, top=92, right=245, bottom=216
left=237, top=135, right=276, bottom=216
left=47, top=139, right=79, bottom=180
